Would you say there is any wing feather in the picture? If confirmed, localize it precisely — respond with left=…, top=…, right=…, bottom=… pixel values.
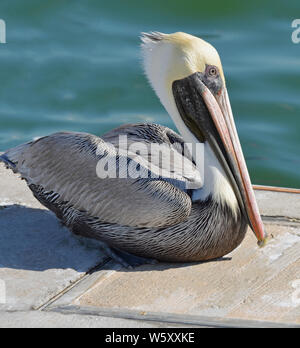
left=1, top=125, right=198, bottom=228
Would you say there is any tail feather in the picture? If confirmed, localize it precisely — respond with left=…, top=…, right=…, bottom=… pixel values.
left=0, top=142, right=31, bottom=173
left=0, top=153, right=17, bottom=169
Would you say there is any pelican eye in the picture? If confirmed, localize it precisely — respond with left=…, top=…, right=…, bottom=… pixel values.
left=208, top=66, right=218, bottom=77
left=201, top=65, right=223, bottom=95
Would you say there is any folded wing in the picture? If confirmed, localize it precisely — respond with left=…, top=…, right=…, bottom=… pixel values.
left=0, top=124, right=200, bottom=228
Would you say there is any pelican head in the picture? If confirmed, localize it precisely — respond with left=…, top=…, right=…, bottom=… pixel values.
left=141, top=31, right=267, bottom=244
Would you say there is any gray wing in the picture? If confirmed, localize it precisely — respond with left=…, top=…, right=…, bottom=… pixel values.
left=1, top=124, right=199, bottom=228
left=102, top=123, right=202, bottom=190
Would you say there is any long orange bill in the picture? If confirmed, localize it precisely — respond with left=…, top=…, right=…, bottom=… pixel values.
left=173, top=72, right=268, bottom=245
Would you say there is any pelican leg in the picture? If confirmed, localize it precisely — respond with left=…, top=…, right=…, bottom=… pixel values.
left=101, top=245, right=158, bottom=269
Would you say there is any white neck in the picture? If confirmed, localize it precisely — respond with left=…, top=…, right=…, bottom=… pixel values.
left=167, top=93, right=238, bottom=212
left=142, top=40, right=238, bottom=212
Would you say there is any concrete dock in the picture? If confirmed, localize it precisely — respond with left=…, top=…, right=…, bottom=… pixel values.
left=0, top=163, right=299, bottom=328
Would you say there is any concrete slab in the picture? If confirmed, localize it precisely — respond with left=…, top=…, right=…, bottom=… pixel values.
left=0, top=164, right=106, bottom=310
left=71, top=223, right=300, bottom=326
left=0, top=310, right=179, bottom=328
left=254, top=189, right=300, bottom=220
left=0, top=162, right=300, bottom=327
left=0, top=162, right=42, bottom=209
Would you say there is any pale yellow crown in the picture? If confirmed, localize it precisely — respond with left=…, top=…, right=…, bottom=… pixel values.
left=142, top=31, right=225, bottom=90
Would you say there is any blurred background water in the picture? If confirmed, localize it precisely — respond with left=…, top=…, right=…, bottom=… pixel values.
left=0, top=0, right=299, bottom=187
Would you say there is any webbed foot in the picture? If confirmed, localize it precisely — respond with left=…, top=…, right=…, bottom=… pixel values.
left=102, top=245, right=158, bottom=269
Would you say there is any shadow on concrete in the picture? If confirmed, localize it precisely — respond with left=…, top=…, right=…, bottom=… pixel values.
left=0, top=204, right=104, bottom=273
left=0, top=204, right=232, bottom=274
left=90, top=255, right=233, bottom=275
left=107, top=254, right=232, bottom=272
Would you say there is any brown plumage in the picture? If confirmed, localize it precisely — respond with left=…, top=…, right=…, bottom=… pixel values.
left=0, top=123, right=247, bottom=265
left=0, top=31, right=265, bottom=267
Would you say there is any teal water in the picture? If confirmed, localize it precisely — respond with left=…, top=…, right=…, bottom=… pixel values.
left=0, top=1, right=299, bottom=188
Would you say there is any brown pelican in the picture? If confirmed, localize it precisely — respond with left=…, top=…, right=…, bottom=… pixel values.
left=0, top=32, right=267, bottom=267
